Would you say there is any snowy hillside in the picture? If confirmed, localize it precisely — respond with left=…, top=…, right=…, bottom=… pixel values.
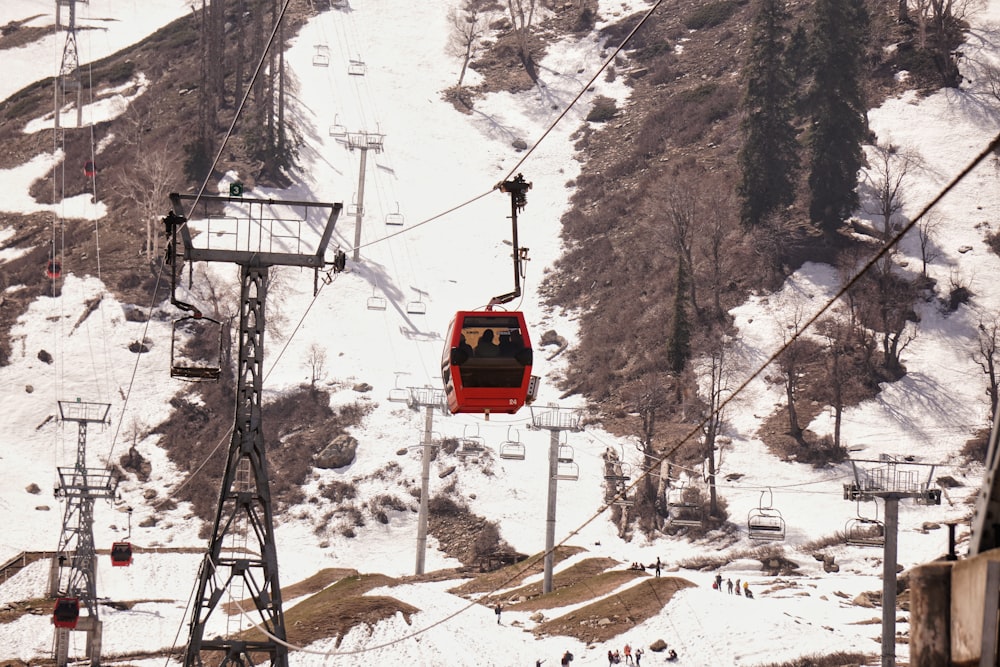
left=2, top=0, right=1000, bottom=665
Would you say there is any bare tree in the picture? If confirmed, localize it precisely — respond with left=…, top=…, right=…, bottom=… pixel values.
left=114, top=147, right=178, bottom=260
left=775, top=309, right=812, bottom=446
left=817, top=313, right=866, bottom=451
left=506, top=0, right=537, bottom=78
left=306, top=343, right=328, bottom=390
left=861, top=142, right=917, bottom=278
left=448, top=0, right=488, bottom=87
left=974, top=310, right=1000, bottom=417
left=625, top=374, right=671, bottom=512
left=696, top=329, right=733, bottom=517
left=915, top=214, right=943, bottom=279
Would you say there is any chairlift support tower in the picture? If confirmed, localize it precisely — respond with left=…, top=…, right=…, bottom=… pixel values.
left=49, top=399, right=116, bottom=667
left=165, top=192, right=343, bottom=667
left=54, top=0, right=85, bottom=129
left=406, top=387, right=449, bottom=575
left=843, top=455, right=942, bottom=667
left=345, top=131, right=385, bottom=261
left=530, top=404, right=582, bottom=594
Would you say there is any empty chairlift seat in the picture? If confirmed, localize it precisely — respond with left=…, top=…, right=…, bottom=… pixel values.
left=499, top=428, right=526, bottom=461
left=170, top=314, right=223, bottom=381
left=313, top=45, right=330, bottom=67
left=747, top=508, right=786, bottom=541
left=348, top=58, right=367, bottom=76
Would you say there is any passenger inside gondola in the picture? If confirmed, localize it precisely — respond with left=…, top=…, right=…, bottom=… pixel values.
left=455, top=326, right=529, bottom=388
left=475, top=329, right=500, bottom=357
left=456, top=334, right=474, bottom=363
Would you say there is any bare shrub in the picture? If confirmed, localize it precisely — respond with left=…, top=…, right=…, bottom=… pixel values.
left=472, top=523, right=502, bottom=558
left=320, top=480, right=358, bottom=504
left=428, top=495, right=463, bottom=515
left=962, top=427, right=990, bottom=463
left=753, top=652, right=872, bottom=667
left=683, top=0, right=739, bottom=29
left=586, top=95, right=618, bottom=122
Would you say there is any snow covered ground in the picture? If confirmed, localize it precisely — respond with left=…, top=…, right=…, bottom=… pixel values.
left=2, top=0, right=1000, bottom=664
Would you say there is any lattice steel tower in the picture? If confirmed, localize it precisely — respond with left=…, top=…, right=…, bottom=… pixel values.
left=55, top=0, right=85, bottom=128
left=49, top=399, right=117, bottom=667
left=165, top=192, right=343, bottom=667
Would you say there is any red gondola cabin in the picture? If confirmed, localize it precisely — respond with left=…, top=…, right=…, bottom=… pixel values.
left=52, top=597, right=80, bottom=629
left=441, top=310, right=535, bottom=416
left=45, top=259, right=61, bottom=279
left=110, top=541, right=133, bottom=567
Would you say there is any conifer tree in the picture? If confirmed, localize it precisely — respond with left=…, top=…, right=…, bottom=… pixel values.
left=736, top=0, right=799, bottom=228
left=804, top=0, right=869, bottom=236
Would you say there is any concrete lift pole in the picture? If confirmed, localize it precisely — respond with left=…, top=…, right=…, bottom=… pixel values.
left=844, top=456, right=942, bottom=667
left=345, top=131, right=385, bottom=261
left=530, top=404, right=582, bottom=594
left=407, top=387, right=448, bottom=575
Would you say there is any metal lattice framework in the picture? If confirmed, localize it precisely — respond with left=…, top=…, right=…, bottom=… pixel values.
left=55, top=0, right=84, bottom=129
left=167, top=193, right=342, bottom=667
left=50, top=400, right=116, bottom=667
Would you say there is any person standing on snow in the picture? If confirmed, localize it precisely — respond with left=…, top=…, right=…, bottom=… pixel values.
left=495, top=602, right=502, bottom=624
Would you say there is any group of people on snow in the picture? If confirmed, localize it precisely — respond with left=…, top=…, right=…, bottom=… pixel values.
left=713, top=573, right=753, bottom=598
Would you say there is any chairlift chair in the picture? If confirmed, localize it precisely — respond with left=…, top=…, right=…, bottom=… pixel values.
left=388, top=374, right=409, bottom=403
left=348, top=57, right=367, bottom=76
left=499, top=427, right=526, bottom=461
left=110, top=541, right=133, bottom=567
left=366, top=283, right=387, bottom=311
left=554, top=445, right=579, bottom=480
left=313, top=44, right=330, bottom=67
left=46, top=258, right=62, bottom=279
left=555, top=459, right=580, bottom=481
left=748, top=508, right=786, bottom=541
left=666, top=483, right=704, bottom=527
left=845, top=499, right=885, bottom=547
left=406, top=299, right=427, bottom=315
left=748, top=488, right=786, bottom=541
left=170, top=314, right=223, bottom=380
left=346, top=196, right=362, bottom=217
left=328, top=115, right=347, bottom=138
left=385, top=203, right=404, bottom=226
left=457, top=426, right=486, bottom=458
left=845, top=517, right=885, bottom=547
left=604, top=461, right=632, bottom=482
left=52, top=597, right=80, bottom=629
left=604, top=491, right=635, bottom=507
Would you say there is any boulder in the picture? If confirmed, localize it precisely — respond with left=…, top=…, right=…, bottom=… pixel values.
left=315, top=434, right=358, bottom=469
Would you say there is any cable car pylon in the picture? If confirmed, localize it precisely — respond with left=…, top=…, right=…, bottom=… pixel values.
left=49, top=400, right=117, bottom=667
left=165, top=192, right=344, bottom=667
left=441, top=174, right=540, bottom=418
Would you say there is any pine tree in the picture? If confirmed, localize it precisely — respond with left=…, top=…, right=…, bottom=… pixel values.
left=736, top=0, right=799, bottom=228
left=804, top=0, right=869, bottom=236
